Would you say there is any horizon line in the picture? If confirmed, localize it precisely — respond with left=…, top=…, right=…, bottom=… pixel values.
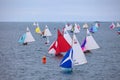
left=0, top=20, right=119, bottom=23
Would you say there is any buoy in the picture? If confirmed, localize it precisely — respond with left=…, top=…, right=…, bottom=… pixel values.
left=42, top=56, right=46, bottom=64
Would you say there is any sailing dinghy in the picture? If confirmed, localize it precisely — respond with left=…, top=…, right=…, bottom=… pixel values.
left=83, top=23, right=89, bottom=29
left=89, top=25, right=98, bottom=33
left=110, top=22, right=115, bottom=29
left=116, top=22, right=120, bottom=27
left=18, top=27, right=35, bottom=45
left=33, top=22, right=36, bottom=26
left=81, top=29, right=100, bottom=53
left=71, top=23, right=80, bottom=33
left=60, top=34, right=87, bottom=72
left=48, top=29, right=71, bottom=56
left=35, top=23, right=42, bottom=35
left=65, top=24, right=72, bottom=31
left=117, top=28, right=120, bottom=34
left=42, top=25, right=52, bottom=44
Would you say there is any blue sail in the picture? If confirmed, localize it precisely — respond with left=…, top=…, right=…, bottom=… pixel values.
left=60, top=48, right=73, bottom=69
left=18, top=33, right=26, bottom=44
left=118, top=28, right=120, bottom=31
left=90, top=26, right=98, bottom=33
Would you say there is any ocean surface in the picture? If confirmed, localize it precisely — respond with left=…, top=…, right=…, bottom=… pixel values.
left=0, top=22, right=120, bottom=80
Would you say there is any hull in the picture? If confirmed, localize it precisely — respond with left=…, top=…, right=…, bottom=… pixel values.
left=42, top=36, right=46, bottom=38
left=23, top=42, right=27, bottom=45
left=61, top=68, right=72, bottom=73
left=90, top=31, right=94, bottom=33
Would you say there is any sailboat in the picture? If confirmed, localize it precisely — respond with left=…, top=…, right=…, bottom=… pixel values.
left=110, top=22, right=115, bottom=29
left=35, top=23, right=42, bottom=35
left=83, top=23, right=89, bottom=29
left=71, top=23, right=80, bottom=33
left=42, top=25, right=52, bottom=37
left=42, top=25, right=52, bottom=44
left=95, top=22, right=100, bottom=28
left=33, top=22, right=36, bottom=26
left=89, top=25, right=98, bottom=33
left=116, top=22, right=120, bottom=27
left=63, top=27, right=72, bottom=46
left=117, top=28, right=120, bottom=34
left=65, top=24, right=72, bottom=31
left=81, top=29, right=100, bottom=53
left=48, top=29, right=71, bottom=56
left=18, top=27, right=35, bottom=45
left=60, top=34, right=87, bottom=72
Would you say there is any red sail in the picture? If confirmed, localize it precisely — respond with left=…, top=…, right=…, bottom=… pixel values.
left=48, top=29, right=71, bottom=55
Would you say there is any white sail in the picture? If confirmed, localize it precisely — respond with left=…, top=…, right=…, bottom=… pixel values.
left=87, top=29, right=91, bottom=35
left=43, top=25, right=52, bottom=36
left=85, top=36, right=100, bottom=50
left=33, top=22, right=36, bottom=26
left=24, top=27, right=35, bottom=43
left=63, top=28, right=72, bottom=45
left=85, top=29, right=100, bottom=50
left=73, top=23, right=80, bottom=33
left=95, top=23, right=99, bottom=28
left=65, top=24, right=72, bottom=30
left=83, top=23, right=88, bottom=29
left=72, top=34, right=87, bottom=65
left=48, top=41, right=57, bottom=54
left=110, top=22, right=116, bottom=29
left=36, top=22, right=39, bottom=26
left=116, top=22, right=120, bottom=27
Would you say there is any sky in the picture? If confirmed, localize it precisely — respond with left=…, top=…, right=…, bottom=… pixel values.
left=0, top=0, right=120, bottom=22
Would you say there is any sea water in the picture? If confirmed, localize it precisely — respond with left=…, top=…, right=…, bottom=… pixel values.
left=0, top=22, right=120, bottom=80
